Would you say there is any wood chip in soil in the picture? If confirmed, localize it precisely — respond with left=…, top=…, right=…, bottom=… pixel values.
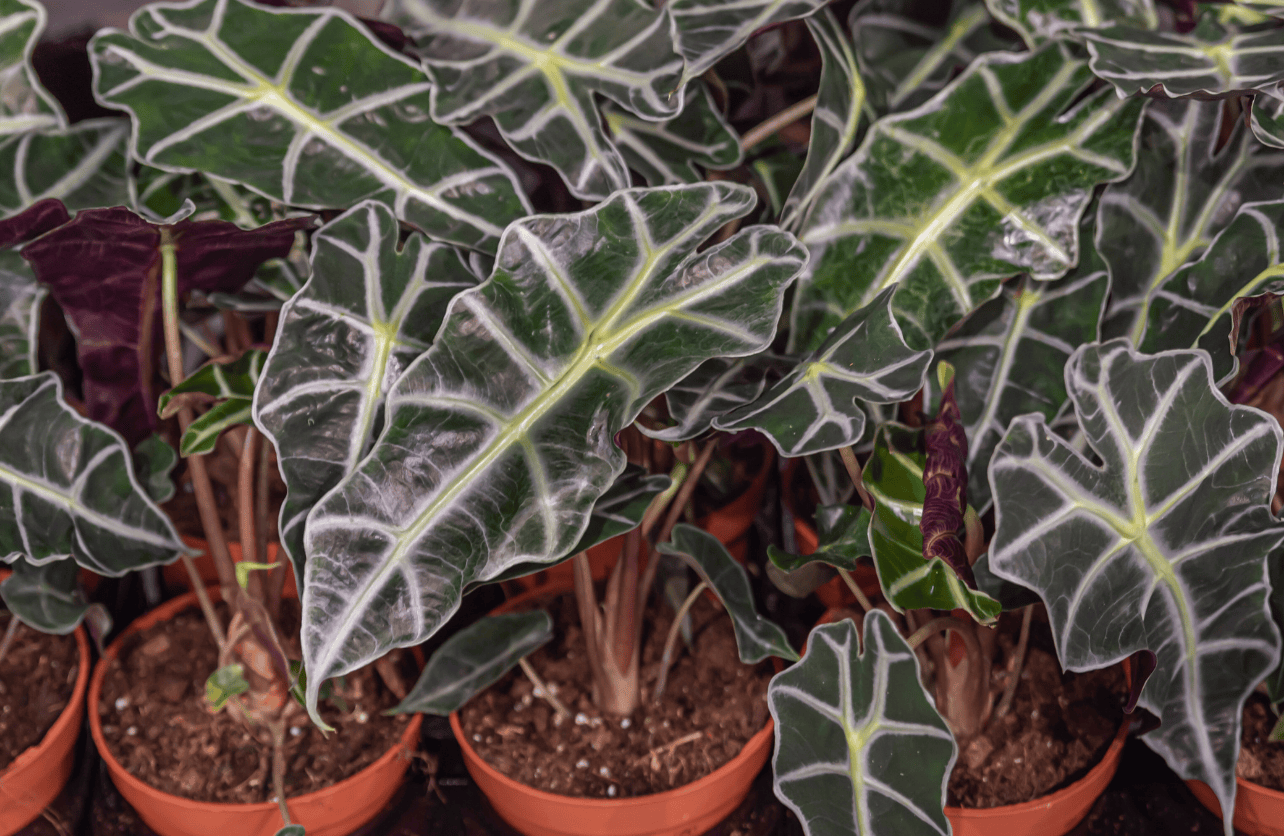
left=459, top=591, right=774, bottom=799
left=97, top=601, right=413, bottom=804
left=1237, top=692, right=1284, bottom=792
left=0, top=612, right=78, bottom=771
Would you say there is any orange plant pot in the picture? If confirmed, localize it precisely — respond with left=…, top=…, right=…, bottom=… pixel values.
left=1188, top=775, right=1284, bottom=836
left=163, top=536, right=297, bottom=598
left=88, top=588, right=422, bottom=836
left=451, top=582, right=775, bottom=836
left=0, top=571, right=91, bottom=836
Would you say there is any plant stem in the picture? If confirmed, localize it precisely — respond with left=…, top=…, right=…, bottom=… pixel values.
left=740, top=95, right=818, bottom=152
left=238, top=426, right=264, bottom=602
left=652, top=580, right=708, bottom=704
left=256, top=438, right=282, bottom=623
left=518, top=657, right=572, bottom=720
left=637, top=439, right=716, bottom=615
left=270, top=719, right=291, bottom=826
left=160, top=230, right=233, bottom=645
left=993, top=605, right=1033, bottom=721
left=572, top=551, right=607, bottom=700
left=0, top=614, right=20, bottom=670
left=837, top=446, right=874, bottom=510
left=905, top=616, right=980, bottom=657
left=837, top=568, right=873, bottom=613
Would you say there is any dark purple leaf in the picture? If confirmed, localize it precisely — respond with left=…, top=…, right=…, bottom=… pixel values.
left=0, top=198, right=69, bottom=249
left=920, top=361, right=976, bottom=588
left=1125, top=649, right=1158, bottom=714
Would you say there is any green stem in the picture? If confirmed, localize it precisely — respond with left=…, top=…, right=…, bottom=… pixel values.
left=652, top=580, right=708, bottom=704
left=837, top=568, right=874, bottom=614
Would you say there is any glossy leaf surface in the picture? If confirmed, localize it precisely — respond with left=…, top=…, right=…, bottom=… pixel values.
left=298, top=183, right=806, bottom=721
left=603, top=83, right=740, bottom=187
left=793, top=43, right=1143, bottom=350
left=669, top=0, right=827, bottom=83
left=986, top=0, right=1157, bottom=47
left=0, top=373, right=185, bottom=575
left=132, top=434, right=177, bottom=504
left=717, top=287, right=931, bottom=457
left=90, top=0, right=529, bottom=253
left=255, top=201, right=477, bottom=586
left=394, top=611, right=553, bottom=715
left=0, top=557, right=88, bottom=634
left=769, top=614, right=955, bottom=836
left=988, top=340, right=1284, bottom=829
left=159, top=349, right=264, bottom=418
left=0, top=0, right=63, bottom=135
left=0, top=119, right=132, bottom=216
left=390, top=0, right=683, bottom=201
left=659, top=524, right=799, bottom=663
left=0, top=249, right=40, bottom=377
left=642, top=354, right=785, bottom=444
left=768, top=503, right=871, bottom=573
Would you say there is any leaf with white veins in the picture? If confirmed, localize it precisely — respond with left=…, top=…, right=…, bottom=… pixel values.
left=669, top=0, right=828, bottom=85
left=254, top=200, right=478, bottom=588
left=159, top=349, right=264, bottom=418
left=641, top=353, right=788, bottom=443
left=0, top=557, right=88, bottom=634
left=717, top=286, right=931, bottom=457
left=0, top=249, right=39, bottom=377
left=90, top=0, right=530, bottom=253
left=603, top=82, right=741, bottom=187
left=793, top=42, right=1144, bottom=351
left=0, top=0, right=63, bottom=135
left=985, top=0, right=1157, bottom=48
left=769, top=614, right=956, bottom=836
left=389, top=0, right=683, bottom=201
left=298, top=183, right=806, bottom=723
left=0, top=119, right=132, bottom=216
left=988, top=340, right=1284, bottom=833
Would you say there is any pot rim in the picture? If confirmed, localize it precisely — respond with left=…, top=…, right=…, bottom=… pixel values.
left=87, top=586, right=422, bottom=813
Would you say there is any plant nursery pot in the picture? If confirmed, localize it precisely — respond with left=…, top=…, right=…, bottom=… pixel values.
left=88, top=587, right=422, bottom=836
left=1187, top=775, right=1284, bottom=836
left=450, top=581, right=775, bottom=836
left=0, top=571, right=92, bottom=836
left=162, top=536, right=297, bottom=597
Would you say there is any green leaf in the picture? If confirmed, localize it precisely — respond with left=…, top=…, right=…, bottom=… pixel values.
left=751, top=147, right=805, bottom=219
left=769, top=614, right=956, bottom=836
left=864, top=424, right=1000, bottom=623
left=0, top=373, right=186, bottom=575
left=779, top=8, right=865, bottom=231
left=298, top=183, right=806, bottom=723
left=1081, top=15, right=1284, bottom=100
left=717, top=287, right=931, bottom=457
left=641, top=354, right=787, bottom=444
left=768, top=502, right=872, bottom=573
left=988, top=340, right=1284, bottom=832
left=1266, top=552, right=1284, bottom=709
left=254, top=200, right=478, bottom=588
left=793, top=42, right=1144, bottom=352
left=0, top=249, right=40, bottom=377
left=925, top=213, right=1108, bottom=512
left=159, top=349, right=265, bottom=418
left=0, top=0, right=64, bottom=135
left=670, top=0, right=828, bottom=83
left=1100, top=99, right=1284, bottom=344
left=205, top=663, right=249, bottom=711
left=0, top=557, right=89, bottom=634
left=852, top=1, right=1015, bottom=118
left=90, top=0, right=530, bottom=253
left=388, top=0, right=683, bottom=201
left=274, top=827, right=305, bottom=836
left=394, top=611, right=553, bottom=715
left=985, top=0, right=1157, bottom=48
left=658, top=524, right=799, bottom=663
left=0, top=119, right=133, bottom=216
left=179, top=398, right=252, bottom=456
left=1138, top=200, right=1284, bottom=384
left=603, top=82, right=741, bottom=187
left=132, top=434, right=177, bottom=504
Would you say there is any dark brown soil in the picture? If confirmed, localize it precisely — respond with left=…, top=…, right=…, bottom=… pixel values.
left=97, top=601, right=413, bottom=803
left=459, top=591, right=775, bottom=799
left=948, top=610, right=1127, bottom=808
left=0, top=613, right=79, bottom=771
left=1237, top=692, right=1284, bottom=792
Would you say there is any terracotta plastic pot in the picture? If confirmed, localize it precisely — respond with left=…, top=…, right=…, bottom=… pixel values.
left=451, top=582, right=775, bottom=836
left=1187, top=773, right=1284, bottom=835
left=163, top=536, right=297, bottom=597
left=0, top=571, right=91, bottom=836
left=88, top=588, right=421, bottom=836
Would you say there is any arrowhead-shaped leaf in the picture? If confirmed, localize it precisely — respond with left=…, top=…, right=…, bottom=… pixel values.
left=0, top=119, right=132, bottom=216
left=603, top=83, right=741, bottom=187
left=255, top=200, right=477, bottom=587
left=1100, top=99, right=1284, bottom=344
left=779, top=7, right=865, bottom=231
left=394, top=611, right=554, bottom=716
left=926, top=213, right=1109, bottom=512
left=11, top=201, right=309, bottom=444
left=0, top=373, right=186, bottom=574
left=298, top=183, right=806, bottom=720
left=793, top=42, right=1144, bottom=351
left=389, top=0, right=683, bottom=201
left=658, top=524, right=799, bottom=663
left=641, top=354, right=787, bottom=444
left=669, top=0, right=828, bottom=84
left=1082, top=16, right=1284, bottom=99
left=864, top=423, right=1000, bottom=622
left=0, top=249, right=40, bottom=377
left=0, top=557, right=88, bottom=634
left=852, top=1, right=1015, bottom=118
left=769, top=614, right=956, bottom=836
left=1138, top=200, right=1284, bottom=384
left=987, top=340, right=1284, bottom=830
left=90, top=0, right=530, bottom=253
left=717, top=287, right=931, bottom=457
left=0, top=0, right=63, bottom=135
left=986, top=0, right=1157, bottom=48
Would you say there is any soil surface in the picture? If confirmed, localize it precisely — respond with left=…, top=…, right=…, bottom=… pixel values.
left=948, top=610, right=1127, bottom=808
left=459, top=591, right=775, bottom=799
left=97, top=601, right=413, bottom=803
left=0, top=613, right=79, bottom=771
left=1237, top=692, right=1284, bottom=792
